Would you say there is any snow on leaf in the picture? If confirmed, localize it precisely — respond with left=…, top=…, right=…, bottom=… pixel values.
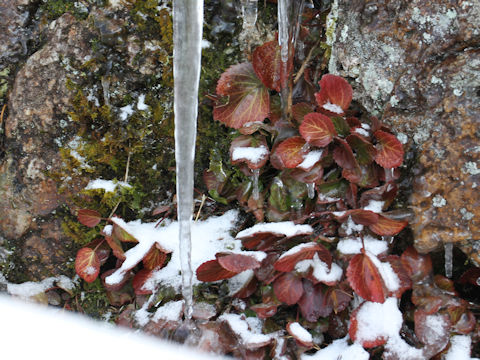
left=77, top=209, right=102, bottom=228
left=112, top=221, right=139, bottom=243
left=196, top=259, right=238, bottom=282
left=287, top=322, right=313, bottom=348
left=230, top=135, right=270, bottom=170
left=274, top=242, right=331, bottom=272
left=252, top=40, right=290, bottom=92
left=274, top=136, right=309, bottom=169
left=347, top=252, right=386, bottom=303
left=75, top=247, right=100, bottom=283
left=385, top=255, right=412, bottom=299
left=217, top=253, right=262, bottom=273
left=299, top=112, right=337, bottom=147
left=104, top=235, right=126, bottom=261
left=374, top=130, right=404, bottom=168
left=213, top=62, right=270, bottom=129
left=315, top=74, right=353, bottom=114
left=414, top=310, right=451, bottom=357
left=273, top=272, right=304, bottom=305
left=369, top=214, right=408, bottom=236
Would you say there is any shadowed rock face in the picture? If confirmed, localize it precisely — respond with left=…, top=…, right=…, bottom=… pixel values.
left=329, top=0, right=480, bottom=264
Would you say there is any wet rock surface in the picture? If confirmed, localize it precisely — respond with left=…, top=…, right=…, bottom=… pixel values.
left=330, top=0, right=480, bottom=263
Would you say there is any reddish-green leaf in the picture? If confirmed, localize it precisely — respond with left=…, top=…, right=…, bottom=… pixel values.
left=132, top=268, right=154, bottom=295
left=196, top=259, right=238, bottom=282
left=250, top=303, right=278, bottom=319
left=75, top=247, right=100, bottom=283
left=333, top=138, right=360, bottom=173
left=374, top=130, right=404, bottom=168
left=274, top=242, right=331, bottom=272
left=290, top=163, right=324, bottom=184
left=77, top=209, right=102, bottom=228
left=230, top=135, right=269, bottom=170
left=213, top=62, right=270, bottom=129
left=274, top=136, right=309, bottom=168
left=315, top=74, right=353, bottom=114
left=85, top=238, right=110, bottom=265
left=347, top=134, right=376, bottom=165
left=143, top=244, right=168, bottom=270
left=273, top=273, right=304, bottom=305
left=101, top=269, right=131, bottom=292
left=104, top=235, right=126, bottom=261
left=217, top=253, right=261, bottom=273
left=400, top=246, right=433, bottom=282
left=369, top=214, right=408, bottom=236
left=299, top=112, right=337, bottom=147
left=292, top=102, right=315, bottom=124
left=112, top=221, right=138, bottom=243
left=252, top=40, right=290, bottom=92
left=347, top=252, right=386, bottom=303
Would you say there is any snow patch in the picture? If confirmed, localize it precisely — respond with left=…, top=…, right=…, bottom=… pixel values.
left=322, top=101, right=343, bottom=114
left=232, top=146, right=269, bottom=164
left=85, top=179, right=131, bottom=193
left=236, top=222, right=313, bottom=239
left=302, top=337, right=369, bottom=360
left=289, top=322, right=312, bottom=344
left=297, top=150, right=323, bottom=170
left=337, top=236, right=388, bottom=255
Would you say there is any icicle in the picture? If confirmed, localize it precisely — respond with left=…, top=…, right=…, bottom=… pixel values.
left=252, top=168, right=260, bottom=200
left=444, top=242, right=453, bottom=278
left=173, top=0, right=204, bottom=321
left=240, top=0, right=258, bottom=32
left=307, top=183, right=315, bottom=199
left=385, top=167, right=395, bottom=183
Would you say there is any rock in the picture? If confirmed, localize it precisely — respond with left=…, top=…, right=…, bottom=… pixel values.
left=329, top=0, right=480, bottom=264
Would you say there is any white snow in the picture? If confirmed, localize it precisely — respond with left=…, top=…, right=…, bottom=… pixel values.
left=383, top=335, right=424, bottom=360
left=278, top=242, right=319, bottom=260
left=337, top=236, right=388, bottom=255
left=363, top=200, right=384, bottom=213
left=354, top=127, right=370, bottom=137
left=445, top=335, right=479, bottom=360
left=295, top=254, right=343, bottom=284
left=366, top=252, right=400, bottom=292
left=302, top=337, right=369, bottom=360
left=137, top=94, right=148, bottom=110
left=322, top=101, right=343, bottom=114
left=0, top=295, right=227, bottom=360
left=103, top=224, right=113, bottom=236
left=353, top=298, right=403, bottom=344
left=219, top=313, right=273, bottom=348
left=342, top=216, right=364, bottom=235
left=7, top=276, right=76, bottom=300
left=85, top=179, right=131, bottom=193
left=120, top=104, right=134, bottom=121
left=105, top=210, right=241, bottom=289
left=231, top=146, right=269, bottom=164
left=297, top=150, right=323, bottom=170
left=152, top=300, right=184, bottom=322
left=227, top=270, right=254, bottom=296
left=288, top=322, right=313, bottom=344
left=236, top=222, right=313, bottom=239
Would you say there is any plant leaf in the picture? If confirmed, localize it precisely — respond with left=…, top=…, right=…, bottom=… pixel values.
left=104, top=235, right=126, bottom=261
left=274, top=242, right=331, bottom=272
left=292, top=102, right=315, bottom=124
left=286, top=322, right=313, bottom=348
left=349, top=305, right=388, bottom=348
left=331, top=116, right=351, bottom=137
left=400, top=246, right=433, bottom=282
left=274, top=136, right=309, bottom=168
left=386, top=255, right=412, bottom=298
left=250, top=303, right=278, bottom=319
left=252, top=40, right=290, bottom=92
left=347, top=134, right=376, bottom=165
left=75, top=247, right=100, bottom=283
left=112, top=221, right=139, bottom=243
left=132, top=268, right=154, bottom=295
left=374, top=130, right=404, bottom=168
left=143, top=244, right=168, bottom=270
left=348, top=209, right=379, bottom=226
left=299, top=112, right=337, bottom=147
left=217, top=253, right=262, bottom=273
left=346, top=252, right=386, bottom=303
left=77, top=209, right=102, bottom=228
left=273, top=273, right=304, bottom=305
left=196, top=259, right=238, bottom=282
left=414, top=310, right=451, bottom=357
left=230, top=135, right=270, bottom=170
left=369, top=214, right=408, bottom=236
left=298, top=280, right=332, bottom=321
left=315, top=74, right=353, bottom=114
left=213, top=62, right=270, bottom=129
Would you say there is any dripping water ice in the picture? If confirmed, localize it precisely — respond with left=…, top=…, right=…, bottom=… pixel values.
left=240, top=0, right=258, bottom=33
left=173, top=0, right=204, bottom=321
left=252, top=168, right=260, bottom=200
left=307, top=183, right=315, bottom=199
left=444, top=242, right=453, bottom=278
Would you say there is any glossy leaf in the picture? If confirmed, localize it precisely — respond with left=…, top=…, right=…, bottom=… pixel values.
left=346, top=252, right=386, bottom=303
left=274, top=242, right=331, bottom=272
left=250, top=303, right=278, bottom=319
left=292, top=102, right=314, bottom=124
left=132, top=268, right=154, bottom=295
left=213, top=62, right=270, bottom=129
left=196, top=259, right=238, bottom=282
left=374, top=130, right=404, bottom=168
left=298, top=280, right=332, bottom=321
left=218, top=253, right=261, bottom=273
left=143, top=243, right=168, bottom=270
left=274, top=136, right=309, bottom=168
left=230, top=135, right=269, bottom=170
left=252, top=40, right=289, bottom=92
left=315, top=74, right=353, bottom=114
left=75, top=247, right=100, bottom=283
left=299, top=112, right=337, bottom=147
left=77, top=209, right=102, bottom=228
left=349, top=209, right=379, bottom=226
left=369, top=214, right=408, bottom=236
left=273, top=273, right=304, bottom=305
left=400, top=247, right=433, bottom=282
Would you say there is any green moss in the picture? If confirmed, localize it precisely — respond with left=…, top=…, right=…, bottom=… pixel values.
left=40, top=0, right=92, bottom=21
left=73, top=278, right=111, bottom=318
left=0, top=68, right=9, bottom=103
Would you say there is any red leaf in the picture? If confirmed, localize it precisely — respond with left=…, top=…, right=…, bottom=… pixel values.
left=299, top=112, right=337, bottom=147
left=132, top=268, right=154, bottom=295
left=214, top=62, right=270, bottom=129
left=315, top=74, right=353, bottom=114
left=85, top=238, right=110, bottom=265
left=252, top=40, right=290, bottom=92
left=75, top=247, right=100, bottom=283
left=400, top=246, right=433, bottom=282
left=349, top=305, right=388, bottom=348
left=274, top=136, right=309, bottom=168
left=273, top=273, right=304, bottom=305
left=230, top=135, right=270, bottom=170
left=286, top=322, right=313, bottom=348
left=233, top=276, right=258, bottom=299
left=250, top=303, right=278, bottom=319
left=324, top=285, right=352, bottom=314
left=274, top=242, right=331, bottom=272
left=104, top=235, right=126, bottom=261
left=414, top=310, right=451, bottom=357
left=196, top=259, right=238, bottom=282
left=369, top=214, right=408, bottom=236
left=459, top=267, right=480, bottom=286
left=77, top=209, right=102, bottom=228
left=292, top=102, right=315, bottom=124
left=386, top=255, right=412, bottom=298
left=374, top=130, right=404, bottom=168
left=217, top=253, right=261, bottom=273
left=298, top=280, right=332, bottom=321
left=101, top=269, right=131, bottom=292
left=348, top=209, right=379, bottom=226
left=333, top=138, right=360, bottom=175
left=143, top=244, right=167, bottom=270
left=346, top=252, right=386, bottom=303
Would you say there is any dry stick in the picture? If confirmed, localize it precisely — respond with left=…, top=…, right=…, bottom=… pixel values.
left=293, top=42, right=319, bottom=85
left=108, top=148, right=132, bottom=219
left=194, top=194, right=207, bottom=222
left=0, top=104, right=6, bottom=124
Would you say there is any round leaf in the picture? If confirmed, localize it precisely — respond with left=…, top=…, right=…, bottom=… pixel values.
left=75, top=247, right=100, bottom=283
left=299, top=112, right=337, bottom=147
left=77, top=209, right=102, bottom=228
left=346, top=252, right=386, bottom=303
left=273, top=273, right=304, bottom=305
left=374, top=130, right=404, bottom=168
left=315, top=74, right=353, bottom=114
left=196, top=259, right=238, bottom=282
left=274, top=136, right=309, bottom=168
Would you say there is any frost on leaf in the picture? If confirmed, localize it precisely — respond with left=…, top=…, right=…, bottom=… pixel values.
left=299, top=112, right=337, bottom=147
left=213, top=62, right=270, bottom=129
left=75, top=247, right=100, bottom=283
left=142, top=243, right=167, bottom=270
left=315, top=74, right=353, bottom=115
left=374, top=130, right=404, bottom=169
